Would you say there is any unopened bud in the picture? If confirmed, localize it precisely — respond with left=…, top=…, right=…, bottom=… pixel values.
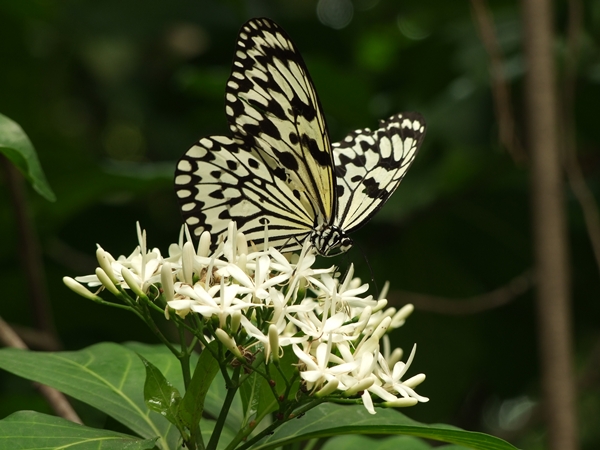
left=315, top=379, right=339, bottom=397
left=215, top=329, right=242, bottom=358
left=95, top=268, right=119, bottom=296
left=121, top=267, right=144, bottom=297
left=63, top=277, right=100, bottom=301
left=343, top=376, right=374, bottom=396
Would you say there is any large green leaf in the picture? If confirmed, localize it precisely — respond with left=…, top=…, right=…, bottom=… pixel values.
left=322, top=434, right=472, bottom=450
left=179, top=342, right=220, bottom=430
left=139, top=354, right=184, bottom=431
left=0, top=411, right=157, bottom=450
left=239, top=372, right=263, bottom=427
left=249, top=403, right=518, bottom=450
left=0, top=113, right=56, bottom=201
left=0, top=342, right=181, bottom=449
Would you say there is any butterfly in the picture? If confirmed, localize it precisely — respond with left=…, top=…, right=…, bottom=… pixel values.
left=174, top=18, right=426, bottom=256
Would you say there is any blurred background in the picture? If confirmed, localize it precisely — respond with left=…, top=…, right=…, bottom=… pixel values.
left=1, top=0, right=599, bottom=448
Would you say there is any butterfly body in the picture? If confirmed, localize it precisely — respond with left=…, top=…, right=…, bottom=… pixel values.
left=175, top=18, right=426, bottom=256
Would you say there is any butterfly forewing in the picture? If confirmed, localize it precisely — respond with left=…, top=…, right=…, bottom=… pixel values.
left=175, top=135, right=313, bottom=252
left=224, top=18, right=335, bottom=225
left=333, top=112, right=426, bottom=233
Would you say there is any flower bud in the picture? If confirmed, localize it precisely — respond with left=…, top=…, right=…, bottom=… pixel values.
left=231, top=310, right=242, bottom=334
left=198, top=231, right=211, bottom=257
left=215, top=329, right=242, bottom=357
left=391, top=304, right=414, bottom=328
left=121, top=267, right=144, bottom=297
left=382, top=398, right=418, bottom=408
left=161, top=263, right=174, bottom=303
left=268, top=324, right=280, bottom=362
left=63, top=277, right=100, bottom=301
left=343, top=376, right=374, bottom=396
left=95, top=268, right=119, bottom=296
left=96, top=247, right=117, bottom=284
left=182, top=242, right=195, bottom=284
left=315, top=378, right=339, bottom=397
left=236, top=232, right=248, bottom=257
left=372, top=316, right=392, bottom=341
left=403, top=373, right=426, bottom=389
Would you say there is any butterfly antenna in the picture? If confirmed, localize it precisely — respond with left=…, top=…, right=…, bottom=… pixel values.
left=352, top=239, right=379, bottom=297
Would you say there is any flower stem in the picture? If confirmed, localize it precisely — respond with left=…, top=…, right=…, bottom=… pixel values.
left=232, top=399, right=325, bottom=450
left=206, top=366, right=241, bottom=450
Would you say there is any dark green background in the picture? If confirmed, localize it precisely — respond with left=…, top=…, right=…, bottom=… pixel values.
left=1, top=1, right=599, bottom=449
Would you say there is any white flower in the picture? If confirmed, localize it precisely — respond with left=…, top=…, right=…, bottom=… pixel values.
left=376, top=345, right=429, bottom=403
left=293, top=341, right=358, bottom=391
left=76, top=223, right=163, bottom=294
left=173, top=281, right=252, bottom=327
left=67, top=220, right=428, bottom=416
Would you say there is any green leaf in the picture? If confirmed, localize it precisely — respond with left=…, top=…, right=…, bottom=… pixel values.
left=0, top=342, right=183, bottom=450
left=0, top=411, right=157, bottom=450
left=179, top=341, right=220, bottom=430
left=250, top=403, right=518, bottom=450
left=322, top=434, right=471, bottom=450
left=239, top=372, right=263, bottom=427
left=0, top=113, right=56, bottom=201
left=138, top=354, right=184, bottom=431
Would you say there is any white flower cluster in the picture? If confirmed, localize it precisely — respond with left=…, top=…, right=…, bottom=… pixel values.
left=64, top=222, right=428, bottom=414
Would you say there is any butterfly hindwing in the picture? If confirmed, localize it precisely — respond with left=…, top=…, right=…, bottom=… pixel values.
left=224, top=18, right=335, bottom=226
left=175, top=135, right=313, bottom=252
left=333, top=112, right=426, bottom=233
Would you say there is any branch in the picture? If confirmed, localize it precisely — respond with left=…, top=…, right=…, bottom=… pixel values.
left=387, top=270, right=533, bottom=315
left=1, top=156, right=60, bottom=345
left=522, top=0, right=578, bottom=447
left=470, top=0, right=527, bottom=165
left=561, top=0, right=600, bottom=275
left=0, top=315, right=82, bottom=424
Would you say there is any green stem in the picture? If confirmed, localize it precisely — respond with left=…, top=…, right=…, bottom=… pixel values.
left=232, top=399, right=325, bottom=450
left=139, top=302, right=179, bottom=355
left=206, top=366, right=241, bottom=450
left=179, top=325, right=192, bottom=389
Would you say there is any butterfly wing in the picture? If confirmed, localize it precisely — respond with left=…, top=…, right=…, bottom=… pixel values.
left=175, top=18, right=336, bottom=251
left=333, top=112, right=426, bottom=233
left=225, top=18, right=335, bottom=226
left=175, top=136, right=312, bottom=252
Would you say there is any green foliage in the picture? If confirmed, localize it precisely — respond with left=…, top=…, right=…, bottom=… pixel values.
left=0, top=343, right=516, bottom=450
left=252, top=403, right=518, bottom=450
left=178, top=341, right=220, bottom=432
left=0, top=411, right=157, bottom=450
left=139, top=354, right=186, bottom=435
left=0, top=113, right=55, bottom=201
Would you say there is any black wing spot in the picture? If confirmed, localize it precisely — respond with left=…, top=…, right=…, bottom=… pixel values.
left=277, top=150, right=299, bottom=171
left=363, top=178, right=385, bottom=199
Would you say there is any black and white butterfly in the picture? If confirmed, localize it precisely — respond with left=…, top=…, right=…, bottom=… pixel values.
left=175, top=18, right=426, bottom=256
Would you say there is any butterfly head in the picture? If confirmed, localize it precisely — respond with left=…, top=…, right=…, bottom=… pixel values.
left=310, top=225, right=353, bottom=257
